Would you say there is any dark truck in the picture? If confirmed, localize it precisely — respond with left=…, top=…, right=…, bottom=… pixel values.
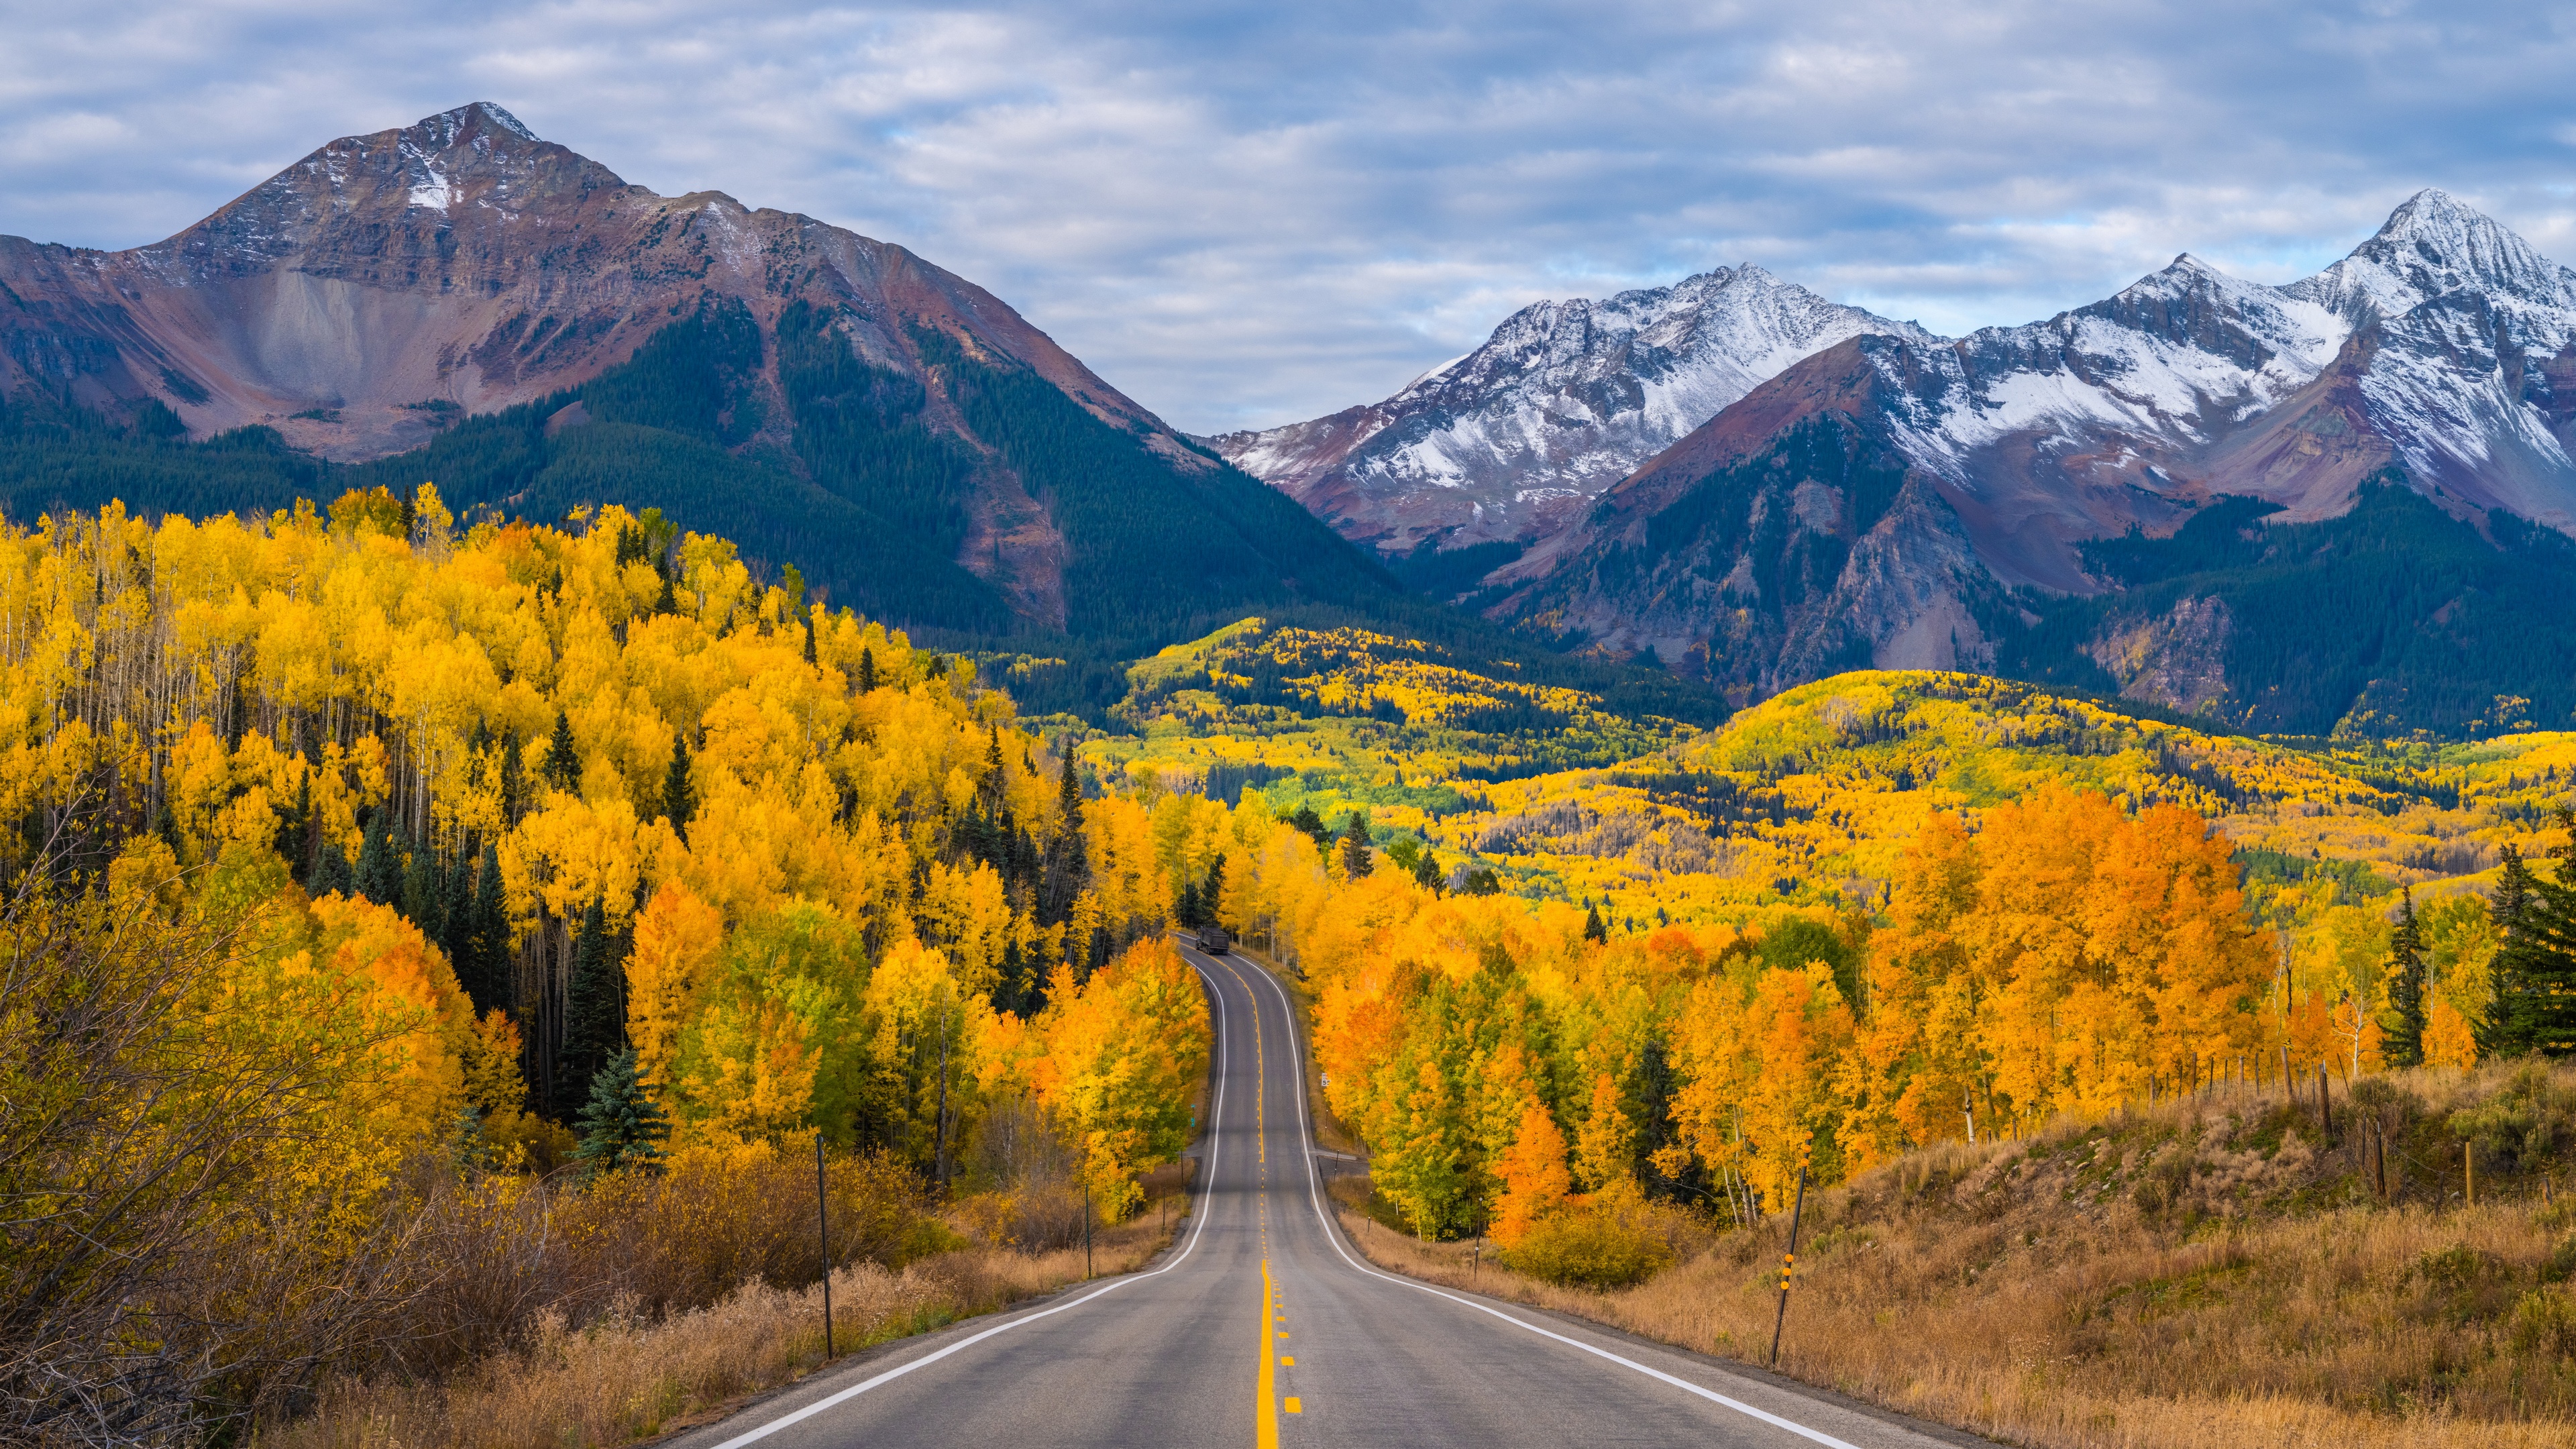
left=1195, top=923, right=1231, bottom=954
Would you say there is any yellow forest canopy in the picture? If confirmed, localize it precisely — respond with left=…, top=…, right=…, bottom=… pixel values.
left=0, top=494, right=1203, bottom=1207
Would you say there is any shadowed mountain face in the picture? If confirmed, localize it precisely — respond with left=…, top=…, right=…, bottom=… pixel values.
left=0, top=103, right=1396, bottom=647
left=1485, top=191, right=2576, bottom=734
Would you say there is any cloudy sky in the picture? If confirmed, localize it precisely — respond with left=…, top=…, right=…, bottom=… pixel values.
left=4, top=1, right=2573, bottom=433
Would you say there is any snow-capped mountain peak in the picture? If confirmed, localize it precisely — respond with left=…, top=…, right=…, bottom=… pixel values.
left=1211, top=263, right=1925, bottom=561
left=2288, top=188, right=2576, bottom=325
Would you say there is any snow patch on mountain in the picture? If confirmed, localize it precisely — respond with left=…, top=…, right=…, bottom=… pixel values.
left=1214, top=265, right=1927, bottom=560
left=1851, top=191, right=2576, bottom=539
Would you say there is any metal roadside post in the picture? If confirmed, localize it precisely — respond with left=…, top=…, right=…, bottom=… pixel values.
left=1768, top=1133, right=1813, bottom=1369
left=817, top=1130, right=835, bottom=1360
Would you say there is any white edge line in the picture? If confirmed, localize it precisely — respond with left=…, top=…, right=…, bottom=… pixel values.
left=1216, top=948, right=1870, bottom=1449
left=706, top=967, right=1234, bottom=1449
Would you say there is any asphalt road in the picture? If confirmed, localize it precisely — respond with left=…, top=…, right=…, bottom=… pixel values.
left=672, top=944, right=1978, bottom=1449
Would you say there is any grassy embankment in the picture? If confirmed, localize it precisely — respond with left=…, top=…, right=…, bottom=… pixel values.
left=1330, top=1062, right=2576, bottom=1449
left=262, top=1195, right=1188, bottom=1449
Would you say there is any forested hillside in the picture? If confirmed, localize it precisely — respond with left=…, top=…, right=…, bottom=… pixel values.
left=1081, top=630, right=2575, bottom=1236
left=13, top=494, right=2576, bottom=1446
left=0, top=294, right=1407, bottom=653
left=0, top=493, right=1214, bottom=1443
left=2004, top=479, right=2576, bottom=736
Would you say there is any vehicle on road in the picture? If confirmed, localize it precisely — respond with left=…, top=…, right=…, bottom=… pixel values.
left=1195, top=923, right=1230, bottom=954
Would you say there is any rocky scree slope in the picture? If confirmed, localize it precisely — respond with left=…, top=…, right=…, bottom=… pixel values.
left=1497, top=192, right=2576, bottom=733
left=0, top=103, right=1395, bottom=646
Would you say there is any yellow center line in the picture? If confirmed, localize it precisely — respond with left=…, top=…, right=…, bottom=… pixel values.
left=1257, top=1260, right=1281, bottom=1449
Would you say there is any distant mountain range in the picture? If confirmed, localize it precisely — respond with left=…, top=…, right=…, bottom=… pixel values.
left=0, top=103, right=1397, bottom=651
left=1226, top=191, right=2576, bottom=734
left=1207, top=267, right=1926, bottom=577
left=5, top=106, right=2573, bottom=735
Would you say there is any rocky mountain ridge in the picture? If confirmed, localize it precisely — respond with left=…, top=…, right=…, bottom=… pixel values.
left=1494, top=190, right=2576, bottom=731
left=0, top=103, right=1392, bottom=646
left=1208, top=266, right=1925, bottom=563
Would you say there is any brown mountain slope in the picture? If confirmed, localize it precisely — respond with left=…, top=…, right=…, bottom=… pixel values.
left=0, top=104, right=1409, bottom=648
left=0, top=103, right=1181, bottom=467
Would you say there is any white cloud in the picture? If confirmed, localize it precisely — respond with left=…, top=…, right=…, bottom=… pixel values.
left=2, top=0, right=2575, bottom=433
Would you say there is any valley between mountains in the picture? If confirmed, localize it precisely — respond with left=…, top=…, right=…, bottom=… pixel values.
left=9, top=101, right=2576, bottom=1449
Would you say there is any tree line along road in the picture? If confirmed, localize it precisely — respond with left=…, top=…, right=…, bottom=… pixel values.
left=669, top=942, right=1984, bottom=1449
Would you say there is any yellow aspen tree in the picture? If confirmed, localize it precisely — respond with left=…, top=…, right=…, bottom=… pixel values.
left=1492, top=1097, right=1572, bottom=1247
left=628, top=879, right=727, bottom=1093
left=1573, top=1071, right=1638, bottom=1199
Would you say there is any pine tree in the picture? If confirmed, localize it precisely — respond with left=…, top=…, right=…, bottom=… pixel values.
left=309, top=833, right=354, bottom=899
left=467, top=841, right=511, bottom=1016
left=1177, top=877, right=1202, bottom=928
left=555, top=898, right=625, bottom=1119
left=2384, top=886, right=2428, bottom=1068
left=859, top=646, right=877, bottom=694
left=1040, top=753, right=1091, bottom=925
left=543, top=709, right=580, bottom=794
left=574, top=1046, right=669, bottom=1179
left=1202, top=852, right=1227, bottom=924
left=802, top=615, right=816, bottom=665
left=441, top=846, right=481, bottom=1004
left=2481, top=835, right=2576, bottom=1058
left=1412, top=849, right=1443, bottom=896
left=1583, top=903, right=1609, bottom=944
left=663, top=729, right=695, bottom=842
left=354, top=808, right=399, bottom=905
left=1289, top=804, right=1329, bottom=847
left=1340, top=812, right=1373, bottom=878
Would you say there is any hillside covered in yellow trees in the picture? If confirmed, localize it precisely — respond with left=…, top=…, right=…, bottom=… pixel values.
left=1081, top=620, right=2569, bottom=1240
left=13, top=498, right=2575, bottom=1446
left=1, top=491, right=1210, bottom=1441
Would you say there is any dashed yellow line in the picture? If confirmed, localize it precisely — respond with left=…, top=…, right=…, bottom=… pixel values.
left=1257, top=1260, right=1280, bottom=1449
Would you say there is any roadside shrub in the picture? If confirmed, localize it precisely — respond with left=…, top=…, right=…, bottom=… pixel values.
left=2511, top=1287, right=2576, bottom=1356
left=1503, top=1205, right=1673, bottom=1289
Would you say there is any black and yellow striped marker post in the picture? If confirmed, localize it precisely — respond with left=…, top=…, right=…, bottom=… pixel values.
left=1768, top=1134, right=1813, bottom=1368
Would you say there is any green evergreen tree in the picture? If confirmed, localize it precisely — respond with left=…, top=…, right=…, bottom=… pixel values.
left=653, top=570, right=678, bottom=616
left=859, top=645, right=877, bottom=694
left=1583, top=903, right=1609, bottom=944
left=543, top=708, right=580, bottom=794
left=574, top=1047, right=668, bottom=1179
left=555, top=898, right=625, bottom=1119
left=1202, top=852, right=1226, bottom=924
left=663, top=729, right=696, bottom=842
left=441, top=845, right=481, bottom=1004
left=2384, top=886, right=2428, bottom=1068
left=1289, top=804, right=1329, bottom=847
left=1039, top=753, right=1091, bottom=925
left=1176, top=877, right=1202, bottom=928
left=466, top=841, right=511, bottom=1017
left=802, top=614, right=816, bottom=665
left=1339, top=812, right=1373, bottom=878
left=499, top=729, right=527, bottom=823
left=2481, top=839, right=2576, bottom=1057
left=309, top=834, right=354, bottom=899
left=401, top=826, right=443, bottom=937
left=354, top=808, right=400, bottom=905
left=1412, top=849, right=1443, bottom=896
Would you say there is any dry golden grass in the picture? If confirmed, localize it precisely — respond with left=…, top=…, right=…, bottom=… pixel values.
left=258, top=1208, right=1182, bottom=1449
left=1336, top=1061, right=2576, bottom=1449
